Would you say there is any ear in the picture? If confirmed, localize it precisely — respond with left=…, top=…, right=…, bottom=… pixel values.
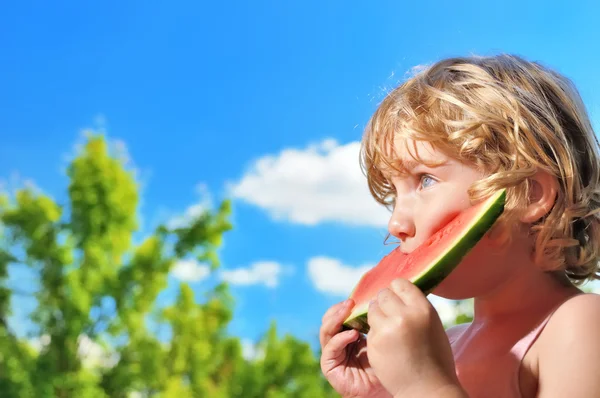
left=520, top=170, right=559, bottom=223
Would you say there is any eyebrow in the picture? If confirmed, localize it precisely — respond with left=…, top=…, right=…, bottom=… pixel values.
left=397, top=158, right=448, bottom=171
left=399, top=159, right=421, bottom=170
left=378, top=157, right=449, bottom=180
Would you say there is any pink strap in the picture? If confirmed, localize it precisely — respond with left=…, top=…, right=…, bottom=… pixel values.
left=508, top=293, right=585, bottom=395
left=511, top=293, right=583, bottom=358
left=511, top=315, right=552, bottom=359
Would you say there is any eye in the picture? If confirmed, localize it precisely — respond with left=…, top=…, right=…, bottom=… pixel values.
left=419, top=174, right=437, bottom=189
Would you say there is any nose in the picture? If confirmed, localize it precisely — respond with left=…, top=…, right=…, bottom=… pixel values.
left=388, top=203, right=415, bottom=242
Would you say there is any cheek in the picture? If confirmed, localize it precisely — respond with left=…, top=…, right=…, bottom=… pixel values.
left=426, top=209, right=463, bottom=239
left=417, top=193, right=473, bottom=243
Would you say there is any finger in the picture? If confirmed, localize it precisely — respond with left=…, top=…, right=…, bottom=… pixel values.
left=376, top=287, right=405, bottom=317
left=319, top=299, right=354, bottom=348
left=321, top=329, right=360, bottom=373
left=321, top=300, right=351, bottom=323
left=367, top=297, right=386, bottom=331
left=389, top=278, right=427, bottom=306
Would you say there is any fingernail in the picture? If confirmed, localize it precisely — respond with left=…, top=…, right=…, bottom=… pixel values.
left=336, top=300, right=349, bottom=313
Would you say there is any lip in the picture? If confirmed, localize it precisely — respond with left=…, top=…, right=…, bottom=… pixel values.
left=397, top=242, right=416, bottom=254
left=398, top=234, right=432, bottom=254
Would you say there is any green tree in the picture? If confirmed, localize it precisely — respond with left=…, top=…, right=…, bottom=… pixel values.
left=0, top=133, right=336, bottom=397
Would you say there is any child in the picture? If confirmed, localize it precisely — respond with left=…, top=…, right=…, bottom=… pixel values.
left=319, top=54, right=600, bottom=397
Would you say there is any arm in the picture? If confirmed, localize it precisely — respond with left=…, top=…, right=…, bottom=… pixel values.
left=537, top=294, right=600, bottom=397
left=394, top=381, right=468, bottom=398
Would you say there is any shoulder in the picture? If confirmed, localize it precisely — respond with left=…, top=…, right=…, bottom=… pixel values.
left=544, top=292, right=600, bottom=335
left=536, top=293, right=600, bottom=396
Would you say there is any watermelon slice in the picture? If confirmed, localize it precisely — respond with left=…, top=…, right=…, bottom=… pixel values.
left=343, top=189, right=506, bottom=334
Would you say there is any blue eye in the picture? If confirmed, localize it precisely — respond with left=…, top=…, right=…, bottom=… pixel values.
left=420, top=175, right=436, bottom=189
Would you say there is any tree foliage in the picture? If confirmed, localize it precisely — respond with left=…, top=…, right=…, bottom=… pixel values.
left=0, top=133, right=338, bottom=397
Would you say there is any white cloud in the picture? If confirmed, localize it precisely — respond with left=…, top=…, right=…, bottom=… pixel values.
left=167, top=203, right=206, bottom=230
left=93, top=113, right=107, bottom=129
left=29, top=334, right=119, bottom=370
left=221, top=261, right=283, bottom=288
left=172, top=258, right=287, bottom=287
left=77, top=334, right=120, bottom=370
left=28, top=334, right=51, bottom=353
left=240, top=338, right=265, bottom=361
left=167, top=183, right=213, bottom=230
left=307, top=256, right=373, bottom=296
left=172, top=259, right=211, bottom=282
left=228, top=139, right=390, bottom=227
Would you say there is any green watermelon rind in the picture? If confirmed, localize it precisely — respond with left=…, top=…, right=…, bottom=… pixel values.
left=342, top=189, right=506, bottom=334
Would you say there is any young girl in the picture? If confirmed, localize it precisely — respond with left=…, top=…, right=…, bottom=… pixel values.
left=319, top=54, right=600, bottom=397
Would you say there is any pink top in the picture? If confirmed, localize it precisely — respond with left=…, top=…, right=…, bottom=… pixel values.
left=448, top=294, right=582, bottom=398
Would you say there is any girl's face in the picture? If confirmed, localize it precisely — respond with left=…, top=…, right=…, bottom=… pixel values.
left=385, top=139, right=520, bottom=300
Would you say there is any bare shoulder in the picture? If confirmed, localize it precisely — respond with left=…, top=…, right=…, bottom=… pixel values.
left=541, top=292, right=600, bottom=345
left=535, top=293, right=600, bottom=396
left=545, top=292, right=600, bottom=334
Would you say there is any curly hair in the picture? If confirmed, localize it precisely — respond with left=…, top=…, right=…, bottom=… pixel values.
left=361, top=54, right=600, bottom=285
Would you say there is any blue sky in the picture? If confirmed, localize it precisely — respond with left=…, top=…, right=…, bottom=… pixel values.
left=1, top=0, right=599, bottom=354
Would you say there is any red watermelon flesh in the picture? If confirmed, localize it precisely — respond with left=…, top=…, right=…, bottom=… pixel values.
left=342, top=189, right=506, bottom=334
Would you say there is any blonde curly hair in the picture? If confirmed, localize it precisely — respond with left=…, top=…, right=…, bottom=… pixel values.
left=361, top=54, right=600, bottom=285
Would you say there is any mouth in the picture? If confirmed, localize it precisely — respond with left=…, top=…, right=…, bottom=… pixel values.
left=397, top=241, right=416, bottom=254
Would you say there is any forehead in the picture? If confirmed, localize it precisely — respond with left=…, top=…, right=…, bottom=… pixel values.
left=396, top=139, right=444, bottom=162
left=378, top=137, right=449, bottom=175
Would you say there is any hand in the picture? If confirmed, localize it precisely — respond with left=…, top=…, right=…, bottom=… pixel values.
left=367, top=278, right=466, bottom=397
left=319, top=299, right=391, bottom=398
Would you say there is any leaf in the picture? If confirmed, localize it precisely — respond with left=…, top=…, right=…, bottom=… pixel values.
left=0, top=133, right=337, bottom=397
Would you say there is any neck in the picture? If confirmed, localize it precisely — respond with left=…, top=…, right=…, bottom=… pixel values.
left=472, top=249, right=579, bottom=324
